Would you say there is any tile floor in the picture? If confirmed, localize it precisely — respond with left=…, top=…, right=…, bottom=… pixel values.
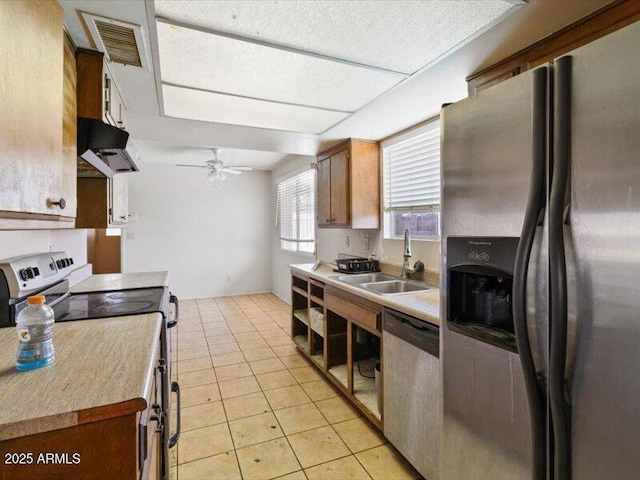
left=169, top=294, right=421, bottom=480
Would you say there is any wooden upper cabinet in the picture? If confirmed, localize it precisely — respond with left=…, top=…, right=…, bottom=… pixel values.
left=467, top=0, right=640, bottom=95
left=317, top=139, right=379, bottom=229
left=0, top=0, right=76, bottom=226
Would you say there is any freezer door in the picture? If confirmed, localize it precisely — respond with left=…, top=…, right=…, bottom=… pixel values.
left=441, top=67, right=548, bottom=479
left=565, top=21, right=640, bottom=480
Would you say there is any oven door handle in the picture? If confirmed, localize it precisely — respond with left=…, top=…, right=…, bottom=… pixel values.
left=167, top=294, right=179, bottom=329
left=168, top=381, right=181, bottom=448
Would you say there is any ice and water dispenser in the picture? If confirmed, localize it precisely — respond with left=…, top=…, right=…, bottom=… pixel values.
left=446, top=237, right=519, bottom=352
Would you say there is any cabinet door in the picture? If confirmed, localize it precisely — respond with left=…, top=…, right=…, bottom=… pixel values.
left=0, top=0, right=65, bottom=216
left=329, top=149, right=350, bottom=226
left=317, top=158, right=332, bottom=227
left=109, top=174, right=129, bottom=226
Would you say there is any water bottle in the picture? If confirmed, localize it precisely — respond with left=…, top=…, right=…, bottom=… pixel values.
left=16, top=295, right=55, bottom=371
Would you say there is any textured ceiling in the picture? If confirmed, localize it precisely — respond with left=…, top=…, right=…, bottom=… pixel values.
left=157, top=21, right=404, bottom=112
left=162, top=84, right=348, bottom=134
left=153, top=0, right=517, bottom=135
left=155, top=0, right=515, bottom=75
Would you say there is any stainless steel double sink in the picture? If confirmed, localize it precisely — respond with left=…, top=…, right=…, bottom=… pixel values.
left=331, top=272, right=431, bottom=296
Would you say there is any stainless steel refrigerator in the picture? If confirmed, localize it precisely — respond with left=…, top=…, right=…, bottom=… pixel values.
left=440, top=20, right=640, bottom=480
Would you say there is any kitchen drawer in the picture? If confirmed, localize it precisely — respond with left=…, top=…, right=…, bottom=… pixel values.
left=325, top=291, right=380, bottom=333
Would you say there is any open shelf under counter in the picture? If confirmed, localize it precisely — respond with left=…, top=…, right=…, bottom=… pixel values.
left=328, top=363, right=349, bottom=391
left=292, top=285, right=308, bottom=298
left=293, top=309, right=309, bottom=326
left=311, top=352, right=324, bottom=367
left=293, top=334, right=309, bottom=353
left=353, top=369, right=381, bottom=422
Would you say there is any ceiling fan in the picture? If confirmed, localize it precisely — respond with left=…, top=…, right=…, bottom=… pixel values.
left=177, top=148, right=252, bottom=182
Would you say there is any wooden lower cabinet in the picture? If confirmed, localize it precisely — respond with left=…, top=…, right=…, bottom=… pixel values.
left=0, top=369, right=161, bottom=480
left=291, top=273, right=383, bottom=429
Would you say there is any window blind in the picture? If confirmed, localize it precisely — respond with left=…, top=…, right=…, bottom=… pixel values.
left=383, top=121, right=441, bottom=211
left=276, top=169, right=315, bottom=253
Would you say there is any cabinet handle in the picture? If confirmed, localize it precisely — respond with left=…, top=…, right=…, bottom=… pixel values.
left=48, top=198, right=66, bottom=210
left=325, top=218, right=332, bottom=223
left=120, top=215, right=127, bottom=220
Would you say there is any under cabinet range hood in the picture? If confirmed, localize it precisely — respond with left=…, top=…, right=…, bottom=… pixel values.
left=77, top=117, right=138, bottom=178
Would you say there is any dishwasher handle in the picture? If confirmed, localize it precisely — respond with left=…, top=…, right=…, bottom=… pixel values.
left=383, top=308, right=439, bottom=358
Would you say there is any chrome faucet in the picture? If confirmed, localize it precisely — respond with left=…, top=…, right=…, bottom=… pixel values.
left=401, top=229, right=425, bottom=279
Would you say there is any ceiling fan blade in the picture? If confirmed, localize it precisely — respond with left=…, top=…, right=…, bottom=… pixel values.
left=230, top=166, right=253, bottom=171
left=176, top=164, right=208, bottom=168
left=220, top=168, right=242, bottom=175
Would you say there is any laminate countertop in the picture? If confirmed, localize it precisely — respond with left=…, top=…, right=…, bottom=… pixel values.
left=70, top=271, right=169, bottom=293
left=0, top=313, right=162, bottom=442
left=290, top=263, right=440, bottom=326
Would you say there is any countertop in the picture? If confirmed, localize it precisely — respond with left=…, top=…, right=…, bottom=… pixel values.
left=70, top=271, right=169, bottom=293
left=290, top=263, right=440, bottom=326
left=0, top=313, right=162, bottom=441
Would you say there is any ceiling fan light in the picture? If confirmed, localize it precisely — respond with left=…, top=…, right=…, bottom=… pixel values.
left=207, top=169, right=227, bottom=182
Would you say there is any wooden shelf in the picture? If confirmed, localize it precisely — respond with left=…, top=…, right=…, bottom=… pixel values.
left=293, top=334, right=309, bottom=353
left=293, top=309, right=309, bottom=326
left=328, top=364, right=349, bottom=391
left=354, top=361, right=381, bottom=422
left=311, top=352, right=324, bottom=367
left=292, top=286, right=308, bottom=298
left=309, top=294, right=324, bottom=306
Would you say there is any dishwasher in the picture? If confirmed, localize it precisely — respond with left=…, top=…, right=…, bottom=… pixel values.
left=383, top=308, right=440, bottom=480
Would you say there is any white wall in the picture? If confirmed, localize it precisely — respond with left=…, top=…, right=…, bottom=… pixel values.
left=124, top=162, right=271, bottom=299
left=271, top=155, right=317, bottom=303
left=0, top=229, right=87, bottom=264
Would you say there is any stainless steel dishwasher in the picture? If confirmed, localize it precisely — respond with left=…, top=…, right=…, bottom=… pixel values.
left=383, top=308, right=440, bottom=480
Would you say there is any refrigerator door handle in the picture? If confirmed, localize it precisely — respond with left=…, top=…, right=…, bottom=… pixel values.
left=550, top=55, right=573, bottom=480
left=513, top=65, right=549, bottom=480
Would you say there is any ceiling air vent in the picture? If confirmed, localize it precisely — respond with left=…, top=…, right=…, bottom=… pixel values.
left=81, top=13, right=148, bottom=69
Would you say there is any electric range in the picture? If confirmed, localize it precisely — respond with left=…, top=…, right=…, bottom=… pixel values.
left=0, top=252, right=180, bottom=480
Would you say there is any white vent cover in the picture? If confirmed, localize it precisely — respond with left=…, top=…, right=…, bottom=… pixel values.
left=81, top=12, right=149, bottom=69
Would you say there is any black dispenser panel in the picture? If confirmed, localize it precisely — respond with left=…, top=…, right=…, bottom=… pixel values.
left=446, top=237, right=519, bottom=352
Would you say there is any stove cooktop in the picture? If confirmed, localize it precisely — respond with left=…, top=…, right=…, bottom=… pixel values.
left=53, top=287, right=168, bottom=322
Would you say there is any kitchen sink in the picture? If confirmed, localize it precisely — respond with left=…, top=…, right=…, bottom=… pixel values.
left=331, top=273, right=396, bottom=285
left=360, top=280, right=430, bottom=295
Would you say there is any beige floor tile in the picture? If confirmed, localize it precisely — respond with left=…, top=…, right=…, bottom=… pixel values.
left=177, top=338, right=208, bottom=351
left=236, top=437, right=301, bottom=480
left=206, top=334, right=237, bottom=345
left=224, top=391, right=272, bottom=421
left=274, top=403, right=328, bottom=435
left=271, top=344, right=299, bottom=358
left=178, top=347, right=209, bottom=361
left=265, top=335, right=295, bottom=347
left=170, top=466, right=177, bottom=480
left=249, top=358, right=286, bottom=375
left=179, top=323, right=205, bottom=333
left=256, top=370, right=298, bottom=390
left=280, top=354, right=310, bottom=369
left=211, top=352, right=246, bottom=368
left=238, top=339, right=270, bottom=351
left=355, top=445, right=420, bottom=480
left=287, top=426, right=351, bottom=468
left=179, top=368, right=217, bottom=388
left=181, top=401, right=227, bottom=431
left=289, top=366, right=323, bottom=384
left=209, top=342, right=241, bottom=355
left=182, top=383, right=221, bottom=407
left=169, top=443, right=177, bottom=466
left=219, top=376, right=261, bottom=399
left=315, top=396, right=361, bottom=424
left=260, top=327, right=287, bottom=339
left=178, top=423, right=234, bottom=464
left=243, top=347, right=277, bottom=362
left=178, top=451, right=241, bottom=480
left=301, top=380, right=338, bottom=402
left=333, top=418, right=386, bottom=453
left=233, top=331, right=263, bottom=342
left=273, top=471, right=307, bottom=480
left=178, top=356, right=213, bottom=373
left=264, top=385, right=312, bottom=410
left=215, top=362, right=254, bottom=382
left=229, top=411, right=284, bottom=448
left=304, top=456, right=371, bottom=480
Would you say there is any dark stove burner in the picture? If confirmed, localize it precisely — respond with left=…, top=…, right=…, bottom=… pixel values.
left=52, top=287, right=168, bottom=322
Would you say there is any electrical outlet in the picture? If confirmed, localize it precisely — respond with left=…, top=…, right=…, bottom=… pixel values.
left=364, top=234, right=370, bottom=250
left=345, top=235, right=350, bottom=247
